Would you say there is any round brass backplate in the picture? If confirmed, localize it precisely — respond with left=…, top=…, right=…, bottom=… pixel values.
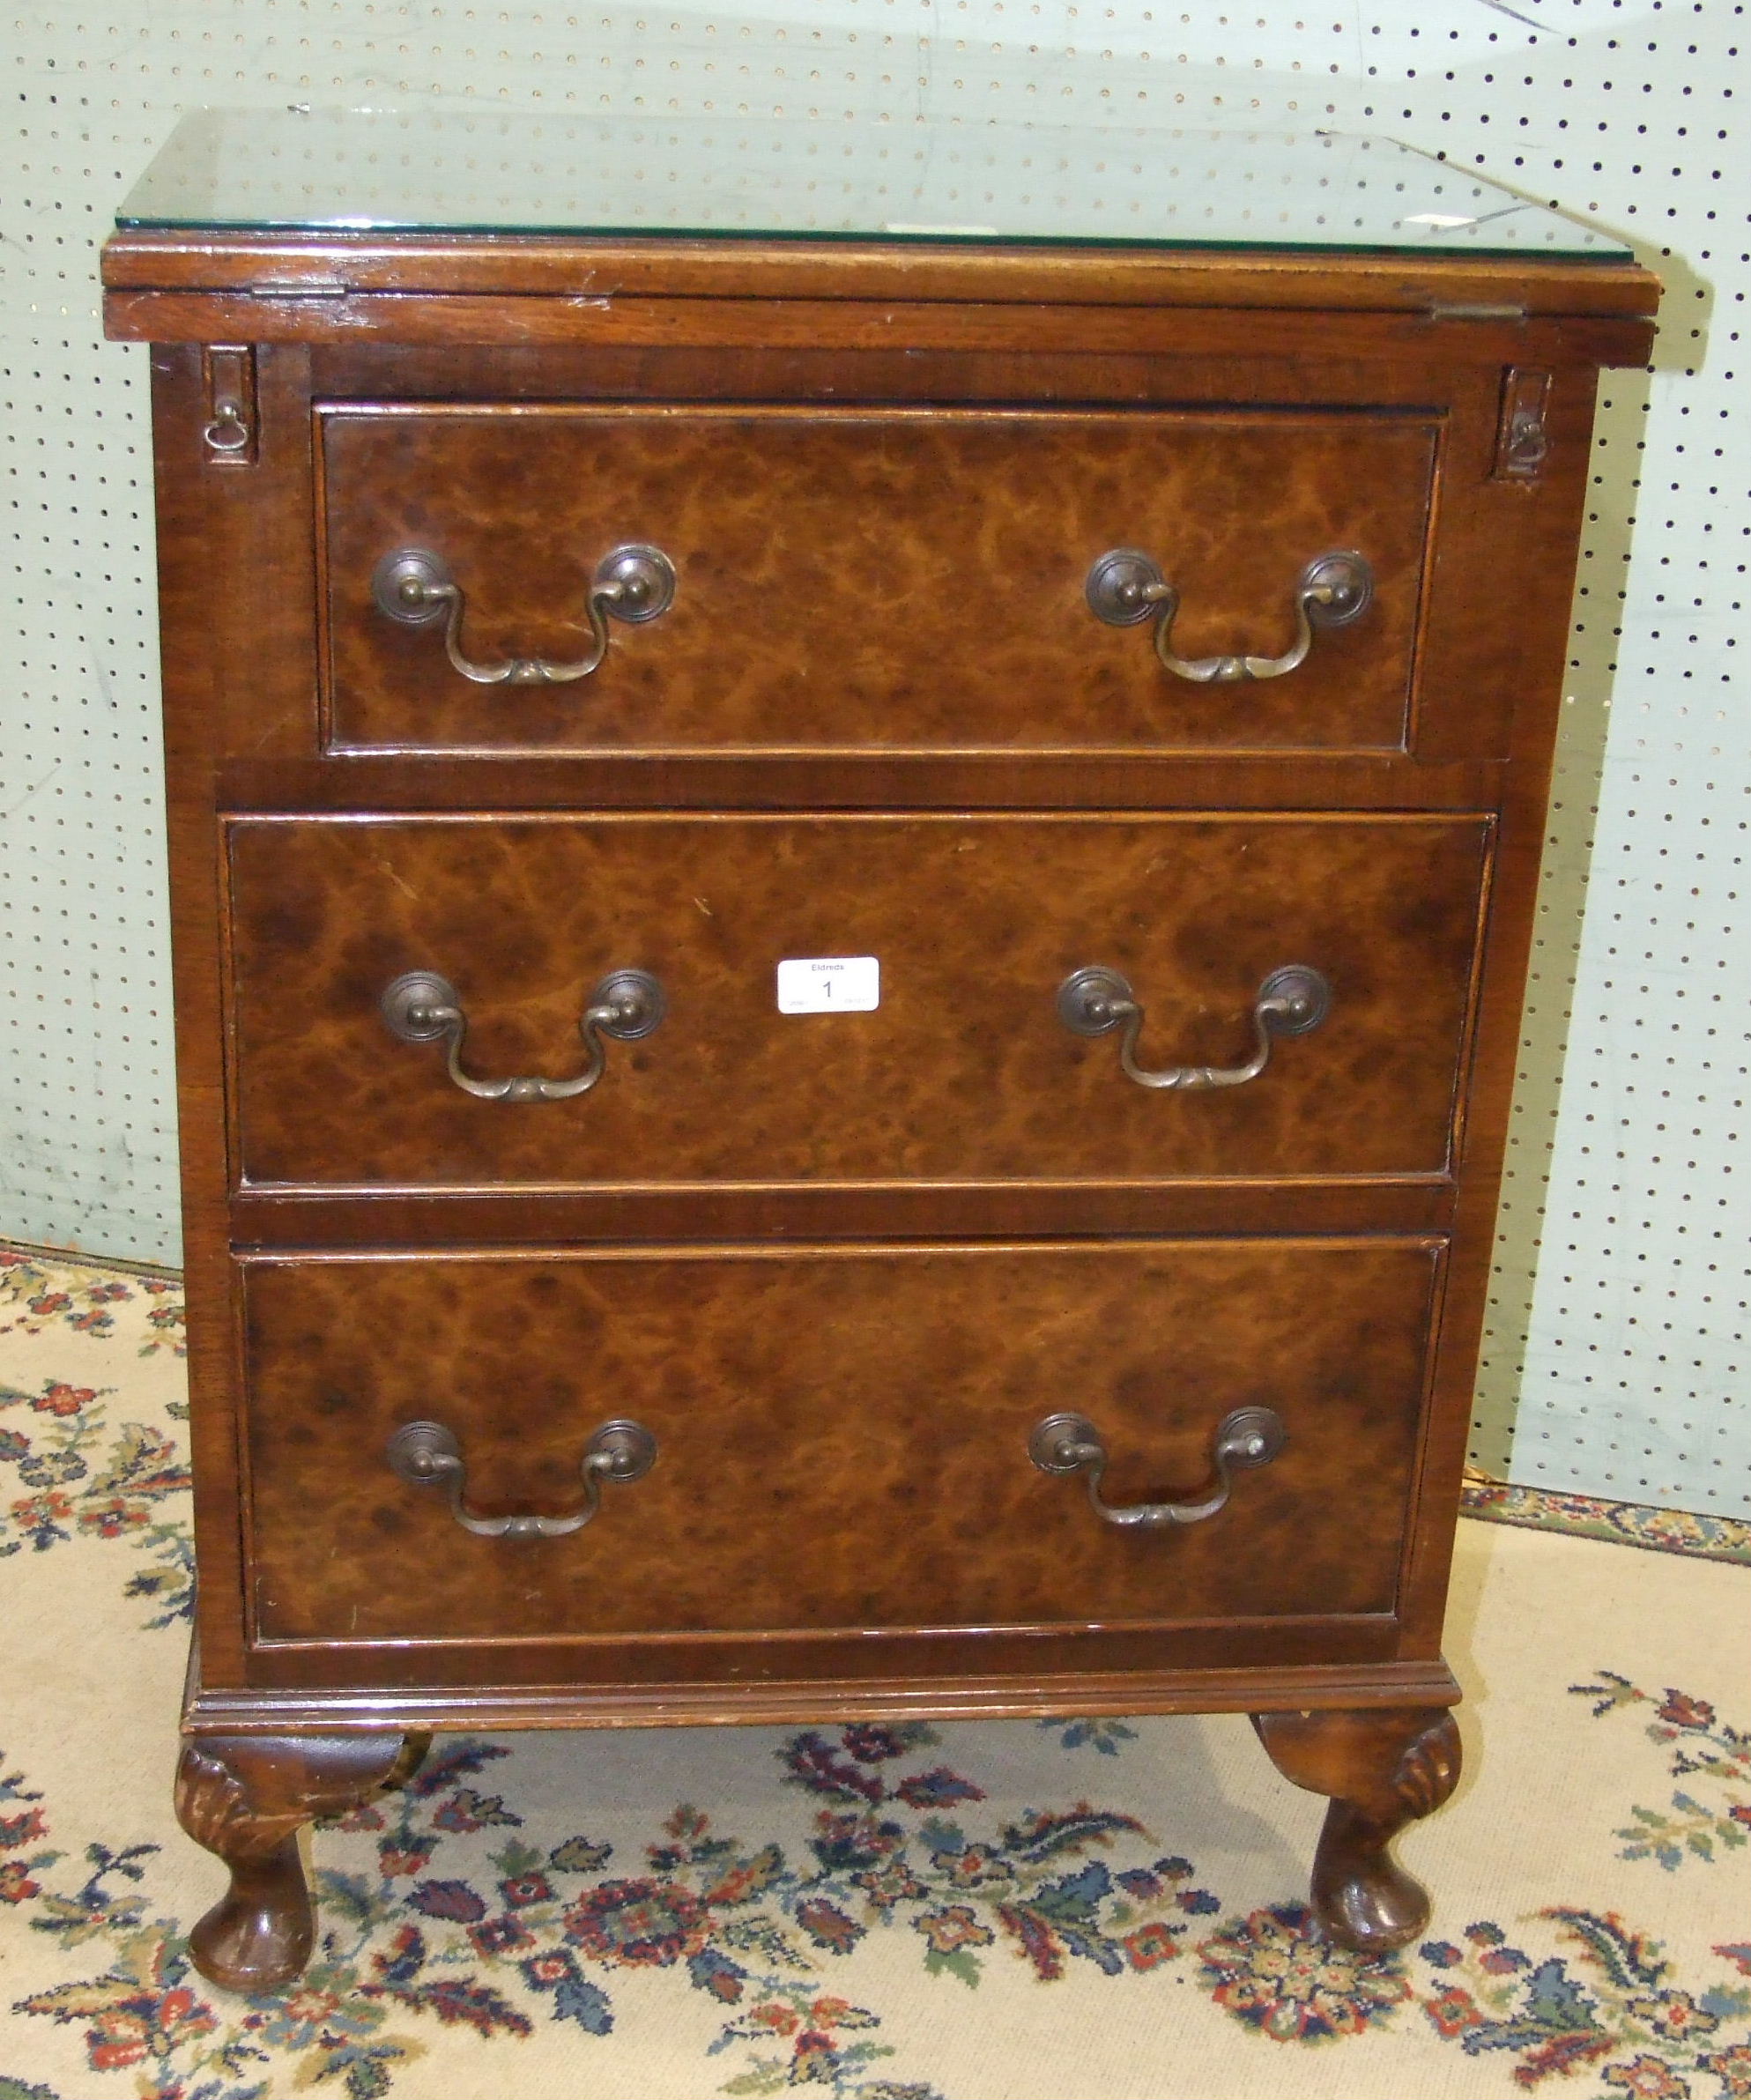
left=1057, top=965, right=1135, bottom=1037
left=591, top=968, right=668, bottom=1040
left=1028, top=1412, right=1101, bottom=1475
left=589, top=1419, right=659, bottom=1483
left=1216, top=1406, right=1288, bottom=1468
left=385, top=1420, right=463, bottom=1482
left=1084, top=547, right=1168, bottom=627
left=595, top=543, right=678, bottom=624
left=1300, top=550, right=1374, bottom=627
left=371, top=546, right=456, bottom=626
left=1257, top=964, right=1334, bottom=1038
left=380, top=970, right=461, bottom=1043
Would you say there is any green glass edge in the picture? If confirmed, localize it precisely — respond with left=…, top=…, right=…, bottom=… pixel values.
left=113, top=207, right=1631, bottom=262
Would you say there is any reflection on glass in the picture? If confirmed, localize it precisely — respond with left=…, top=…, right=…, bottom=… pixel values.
left=116, top=106, right=1628, bottom=259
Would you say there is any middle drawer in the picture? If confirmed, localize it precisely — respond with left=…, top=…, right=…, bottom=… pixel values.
left=225, top=812, right=1491, bottom=1191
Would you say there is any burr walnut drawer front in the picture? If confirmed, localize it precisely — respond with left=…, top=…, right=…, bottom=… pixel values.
left=240, top=1238, right=1443, bottom=1650
left=225, top=812, right=1493, bottom=1191
left=319, top=403, right=1438, bottom=756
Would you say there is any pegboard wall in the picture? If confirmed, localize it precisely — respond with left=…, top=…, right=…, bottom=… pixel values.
left=3, top=1, right=1744, bottom=1515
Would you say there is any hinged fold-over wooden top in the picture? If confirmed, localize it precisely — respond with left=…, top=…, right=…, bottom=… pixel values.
left=103, top=108, right=1658, bottom=356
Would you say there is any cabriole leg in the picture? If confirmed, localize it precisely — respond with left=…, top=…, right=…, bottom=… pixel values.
left=1251, top=1704, right=1461, bottom=1955
left=174, top=1732, right=429, bottom=1991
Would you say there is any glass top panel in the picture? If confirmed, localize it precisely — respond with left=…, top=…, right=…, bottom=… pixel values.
left=116, top=106, right=1629, bottom=261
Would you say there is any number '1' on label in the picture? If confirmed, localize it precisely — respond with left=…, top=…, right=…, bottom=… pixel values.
left=775, top=956, right=880, bottom=1013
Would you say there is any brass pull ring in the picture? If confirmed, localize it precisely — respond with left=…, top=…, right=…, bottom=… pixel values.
left=1057, top=963, right=1332, bottom=1092
left=371, top=543, right=677, bottom=685
left=386, top=1418, right=657, bottom=1540
left=380, top=968, right=665, bottom=1102
left=202, top=398, right=251, bottom=454
left=1029, top=1406, right=1286, bottom=1529
left=1086, top=547, right=1374, bottom=684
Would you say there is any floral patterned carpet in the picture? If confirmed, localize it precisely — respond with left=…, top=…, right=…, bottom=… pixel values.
left=2, top=1247, right=1747, bottom=2100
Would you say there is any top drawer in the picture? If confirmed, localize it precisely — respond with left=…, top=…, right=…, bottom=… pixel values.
left=317, top=404, right=1438, bottom=758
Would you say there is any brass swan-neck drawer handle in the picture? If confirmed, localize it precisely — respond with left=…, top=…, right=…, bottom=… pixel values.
left=380, top=968, right=665, bottom=1102
left=1057, top=963, right=1332, bottom=1092
left=370, top=543, right=677, bottom=685
left=385, top=1419, right=657, bottom=1540
left=1086, top=547, right=1374, bottom=684
left=1029, top=1406, right=1286, bottom=1529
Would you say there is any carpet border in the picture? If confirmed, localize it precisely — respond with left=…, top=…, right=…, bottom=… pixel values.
left=1460, top=1468, right=1751, bottom=1565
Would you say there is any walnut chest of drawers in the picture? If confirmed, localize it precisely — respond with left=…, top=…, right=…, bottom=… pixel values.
left=103, top=109, right=1658, bottom=1992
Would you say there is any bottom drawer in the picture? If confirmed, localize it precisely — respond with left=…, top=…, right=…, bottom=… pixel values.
left=240, top=1239, right=1443, bottom=1650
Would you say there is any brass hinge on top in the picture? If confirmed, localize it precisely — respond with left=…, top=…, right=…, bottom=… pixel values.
left=246, top=278, right=348, bottom=299
left=1426, top=301, right=1529, bottom=323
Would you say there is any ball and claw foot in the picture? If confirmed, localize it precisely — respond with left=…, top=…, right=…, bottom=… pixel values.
left=174, top=1732, right=430, bottom=1992
left=1252, top=1704, right=1462, bottom=1956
